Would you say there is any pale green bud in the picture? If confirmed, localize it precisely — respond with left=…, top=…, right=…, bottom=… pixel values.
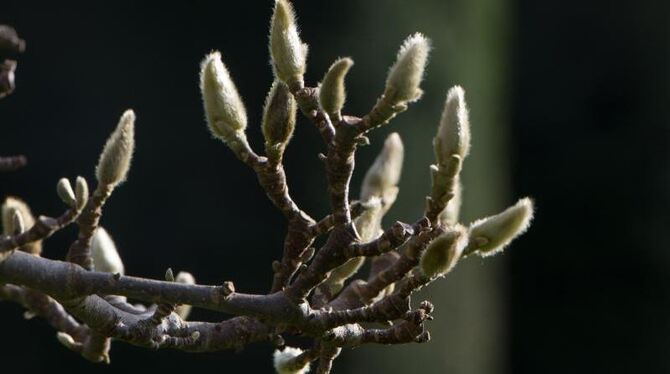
left=91, top=227, right=124, bottom=274
left=434, top=86, right=470, bottom=165
left=420, top=226, right=467, bottom=278
left=269, top=0, right=307, bottom=88
left=2, top=196, right=41, bottom=255
left=2, top=197, right=33, bottom=235
left=318, top=57, right=353, bottom=121
left=468, top=198, right=534, bottom=256
left=199, top=51, right=248, bottom=143
left=326, top=257, right=366, bottom=296
left=96, top=110, right=135, bottom=186
left=262, top=80, right=296, bottom=159
left=175, top=271, right=196, bottom=320
left=176, top=271, right=195, bottom=284
left=385, top=33, right=431, bottom=104
left=75, top=176, right=89, bottom=211
left=56, top=178, right=76, bottom=208
left=165, top=268, right=175, bottom=282
left=273, top=346, right=310, bottom=374
left=361, top=133, right=404, bottom=201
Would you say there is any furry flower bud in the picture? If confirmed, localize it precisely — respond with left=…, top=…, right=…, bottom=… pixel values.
left=75, top=176, right=89, bottom=211
left=56, top=178, right=76, bottom=208
left=434, top=86, right=471, bottom=165
left=420, top=226, right=466, bottom=278
left=91, top=227, right=124, bottom=274
left=270, top=0, right=307, bottom=88
left=361, top=133, right=404, bottom=201
left=262, top=80, right=296, bottom=159
left=1, top=197, right=41, bottom=255
left=96, top=110, right=135, bottom=186
left=175, top=271, right=196, bottom=320
left=273, top=346, right=310, bottom=374
left=199, top=51, right=248, bottom=143
left=385, top=33, right=430, bottom=104
left=319, top=57, right=353, bottom=121
left=468, top=198, right=534, bottom=256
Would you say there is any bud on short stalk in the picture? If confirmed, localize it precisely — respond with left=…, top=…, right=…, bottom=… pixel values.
left=434, top=86, right=471, bottom=165
left=262, top=80, right=296, bottom=161
left=384, top=33, right=431, bottom=105
left=319, top=57, right=353, bottom=122
left=1, top=196, right=41, bottom=255
left=467, top=198, right=535, bottom=256
left=96, top=110, right=135, bottom=187
left=420, top=226, right=467, bottom=278
left=269, top=0, right=307, bottom=89
left=428, top=86, right=471, bottom=219
left=57, top=178, right=77, bottom=208
left=200, top=51, right=250, bottom=159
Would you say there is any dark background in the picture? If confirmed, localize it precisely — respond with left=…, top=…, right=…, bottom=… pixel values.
left=1, top=0, right=668, bottom=373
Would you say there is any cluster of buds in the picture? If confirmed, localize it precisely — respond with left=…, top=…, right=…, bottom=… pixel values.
left=0, top=2, right=533, bottom=373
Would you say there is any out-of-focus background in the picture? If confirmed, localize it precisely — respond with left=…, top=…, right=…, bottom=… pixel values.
left=0, top=0, right=668, bottom=373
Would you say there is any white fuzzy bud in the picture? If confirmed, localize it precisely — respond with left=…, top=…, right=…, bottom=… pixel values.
left=175, top=271, right=196, bottom=320
left=2, top=197, right=34, bottom=235
left=420, top=226, right=467, bottom=278
left=262, top=80, right=297, bottom=159
left=273, top=346, right=310, bottom=374
left=434, top=86, right=471, bottom=165
left=199, top=51, right=248, bottom=143
left=75, top=176, right=89, bottom=211
left=319, top=57, right=353, bottom=121
left=56, top=178, right=76, bottom=208
left=361, top=133, right=404, bottom=201
left=269, top=0, right=307, bottom=87
left=91, top=227, right=124, bottom=274
left=468, top=198, right=534, bottom=256
left=1, top=196, right=41, bottom=255
left=96, top=110, right=135, bottom=186
left=176, top=271, right=195, bottom=284
left=385, top=33, right=431, bottom=104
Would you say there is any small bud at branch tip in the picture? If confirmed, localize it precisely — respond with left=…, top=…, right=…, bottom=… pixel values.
left=468, top=197, right=534, bottom=256
left=270, top=0, right=307, bottom=88
left=95, top=110, right=135, bottom=187
left=199, top=51, right=248, bottom=145
left=56, top=178, right=76, bottom=208
left=385, top=33, right=431, bottom=104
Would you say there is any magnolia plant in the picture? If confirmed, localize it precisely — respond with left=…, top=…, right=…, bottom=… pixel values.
left=0, top=2, right=533, bottom=373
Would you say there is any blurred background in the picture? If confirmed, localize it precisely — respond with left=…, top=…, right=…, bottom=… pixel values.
left=0, top=0, right=668, bottom=372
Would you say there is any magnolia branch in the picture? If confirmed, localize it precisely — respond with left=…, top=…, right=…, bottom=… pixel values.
left=0, top=3, right=535, bottom=373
